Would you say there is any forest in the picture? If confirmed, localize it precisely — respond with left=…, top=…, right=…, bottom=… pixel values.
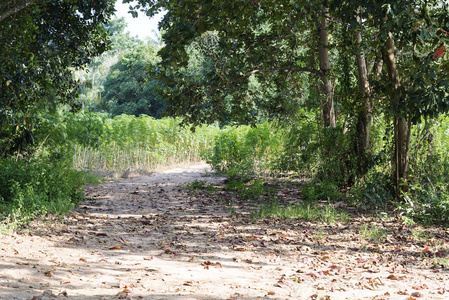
left=1, top=0, right=449, bottom=229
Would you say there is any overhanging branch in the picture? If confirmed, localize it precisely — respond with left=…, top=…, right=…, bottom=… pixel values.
left=0, top=0, right=37, bottom=23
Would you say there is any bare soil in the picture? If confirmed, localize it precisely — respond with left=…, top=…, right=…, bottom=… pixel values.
left=1, top=164, right=449, bottom=300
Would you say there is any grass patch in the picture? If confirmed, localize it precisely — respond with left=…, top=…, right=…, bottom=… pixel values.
left=360, top=224, right=387, bottom=242
left=253, top=202, right=349, bottom=224
left=225, top=179, right=275, bottom=200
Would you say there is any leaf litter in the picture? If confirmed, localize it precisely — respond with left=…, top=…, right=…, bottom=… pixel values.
left=0, top=164, right=448, bottom=299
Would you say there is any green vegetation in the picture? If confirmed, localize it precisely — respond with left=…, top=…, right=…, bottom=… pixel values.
left=360, top=225, right=387, bottom=242
left=254, top=202, right=349, bottom=224
left=3, top=0, right=449, bottom=230
left=70, top=113, right=218, bottom=175
left=0, top=157, right=99, bottom=232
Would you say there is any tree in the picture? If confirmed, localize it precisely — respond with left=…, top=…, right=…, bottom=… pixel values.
left=126, top=0, right=323, bottom=127
left=102, top=45, right=167, bottom=118
left=128, top=0, right=449, bottom=196
left=78, top=17, right=145, bottom=111
left=0, top=0, right=115, bottom=155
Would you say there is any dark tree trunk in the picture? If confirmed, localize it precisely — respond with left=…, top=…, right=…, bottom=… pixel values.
left=383, top=34, right=411, bottom=195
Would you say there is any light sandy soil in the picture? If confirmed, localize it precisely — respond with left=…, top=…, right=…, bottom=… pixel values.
left=1, top=164, right=449, bottom=300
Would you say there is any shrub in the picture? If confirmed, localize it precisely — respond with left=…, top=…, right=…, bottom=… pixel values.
left=0, top=157, right=98, bottom=226
left=203, top=122, right=283, bottom=179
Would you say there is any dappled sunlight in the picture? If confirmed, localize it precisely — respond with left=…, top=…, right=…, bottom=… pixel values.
left=1, top=164, right=449, bottom=299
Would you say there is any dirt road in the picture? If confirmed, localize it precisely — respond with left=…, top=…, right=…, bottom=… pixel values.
left=1, top=164, right=448, bottom=299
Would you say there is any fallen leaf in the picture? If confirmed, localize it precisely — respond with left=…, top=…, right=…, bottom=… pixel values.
left=44, top=271, right=53, bottom=277
left=413, top=284, right=428, bottom=290
left=143, top=256, right=153, bottom=261
left=58, top=290, right=68, bottom=297
left=201, top=261, right=222, bottom=269
left=267, top=291, right=275, bottom=295
left=109, top=246, right=121, bottom=250
left=116, top=286, right=133, bottom=296
left=79, top=258, right=87, bottom=262
left=411, top=291, right=422, bottom=297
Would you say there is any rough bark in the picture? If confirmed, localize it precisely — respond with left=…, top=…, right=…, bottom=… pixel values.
left=353, top=10, right=372, bottom=176
left=383, top=33, right=411, bottom=195
left=317, top=9, right=336, bottom=128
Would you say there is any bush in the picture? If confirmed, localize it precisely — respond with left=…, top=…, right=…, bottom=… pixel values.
left=203, top=122, right=283, bottom=179
left=0, top=157, right=98, bottom=226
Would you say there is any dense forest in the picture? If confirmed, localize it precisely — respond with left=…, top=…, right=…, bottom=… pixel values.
left=1, top=0, right=449, bottom=231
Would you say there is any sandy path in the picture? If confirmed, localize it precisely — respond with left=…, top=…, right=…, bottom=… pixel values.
left=1, top=164, right=449, bottom=300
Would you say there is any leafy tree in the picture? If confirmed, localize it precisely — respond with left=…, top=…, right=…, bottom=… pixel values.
left=102, top=45, right=167, bottom=117
left=127, top=0, right=449, bottom=197
left=78, top=17, right=145, bottom=111
left=0, top=0, right=115, bottom=156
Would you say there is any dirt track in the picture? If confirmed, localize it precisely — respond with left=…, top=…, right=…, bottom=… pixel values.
left=1, top=164, right=449, bottom=299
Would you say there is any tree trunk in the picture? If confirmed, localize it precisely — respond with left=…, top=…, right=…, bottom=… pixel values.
left=353, top=9, right=372, bottom=176
left=383, top=33, right=411, bottom=195
left=317, top=8, right=336, bottom=128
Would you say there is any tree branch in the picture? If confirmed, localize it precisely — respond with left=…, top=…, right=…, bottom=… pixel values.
left=0, top=0, right=37, bottom=23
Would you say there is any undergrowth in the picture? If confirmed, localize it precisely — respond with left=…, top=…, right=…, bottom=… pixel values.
left=0, top=157, right=98, bottom=233
left=254, top=202, right=350, bottom=224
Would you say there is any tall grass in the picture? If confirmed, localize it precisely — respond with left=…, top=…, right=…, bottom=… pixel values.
left=69, top=113, right=219, bottom=176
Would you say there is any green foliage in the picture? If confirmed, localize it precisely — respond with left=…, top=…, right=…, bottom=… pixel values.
left=225, top=179, right=274, bottom=201
left=0, top=0, right=115, bottom=156
left=0, top=157, right=98, bottom=227
left=392, top=117, right=449, bottom=224
left=203, top=122, right=283, bottom=179
left=65, top=112, right=220, bottom=174
left=254, top=202, right=349, bottom=224
left=274, top=110, right=319, bottom=175
left=102, top=45, right=167, bottom=117
left=360, top=224, right=387, bottom=242
left=301, top=181, right=342, bottom=202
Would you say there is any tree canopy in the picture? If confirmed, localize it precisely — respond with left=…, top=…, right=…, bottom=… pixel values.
left=0, top=0, right=115, bottom=155
left=102, top=45, right=167, bottom=117
left=126, top=0, right=449, bottom=193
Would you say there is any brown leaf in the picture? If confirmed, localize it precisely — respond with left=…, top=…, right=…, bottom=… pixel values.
left=411, top=291, right=422, bottom=297
left=79, top=258, right=87, bottom=262
left=116, top=286, right=133, bottom=296
left=58, top=291, right=68, bottom=297
left=109, top=246, right=121, bottom=250
left=143, top=256, right=153, bottom=261
left=267, top=291, right=275, bottom=295
left=201, top=261, right=222, bottom=269
left=413, top=284, right=428, bottom=290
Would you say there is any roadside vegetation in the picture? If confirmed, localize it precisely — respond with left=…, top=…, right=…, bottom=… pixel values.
left=2, top=0, right=449, bottom=234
